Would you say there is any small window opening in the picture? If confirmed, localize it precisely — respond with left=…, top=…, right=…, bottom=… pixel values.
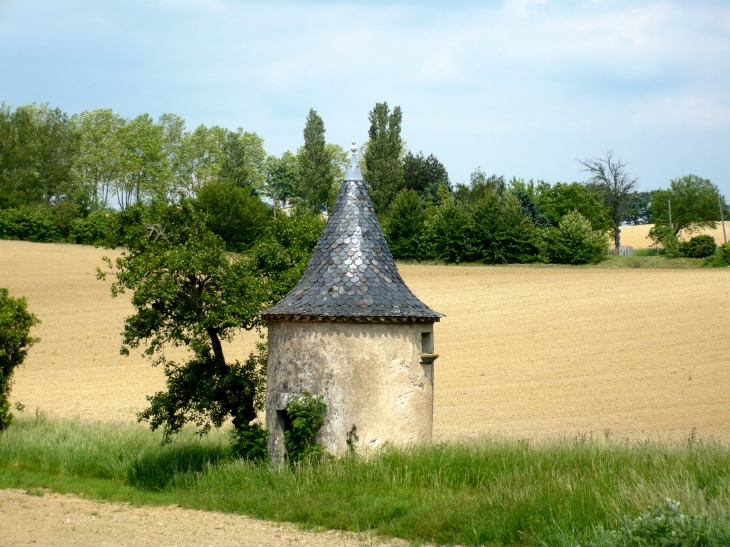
left=420, top=332, right=437, bottom=383
left=421, top=332, right=434, bottom=354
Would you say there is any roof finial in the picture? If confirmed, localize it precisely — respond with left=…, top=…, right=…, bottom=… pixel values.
left=344, top=140, right=363, bottom=181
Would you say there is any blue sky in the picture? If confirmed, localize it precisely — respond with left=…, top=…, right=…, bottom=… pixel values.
left=1, top=0, right=729, bottom=195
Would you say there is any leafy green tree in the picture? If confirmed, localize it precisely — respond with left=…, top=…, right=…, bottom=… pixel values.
left=157, top=113, right=186, bottom=201
left=464, top=169, right=505, bottom=202
left=536, top=182, right=612, bottom=233
left=52, top=201, right=81, bottom=238
left=622, top=191, right=652, bottom=225
left=218, top=129, right=267, bottom=193
left=0, top=103, right=79, bottom=208
left=177, top=124, right=227, bottom=199
left=580, top=150, right=638, bottom=253
left=422, top=195, right=474, bottom=263
left=364, top=102, right=404, bottom=214
left=115, top=114, right=165, bottom=210
left=72, top=109, right=124, bottom=210
left=265, top=151, right=299, bottom=211
left=649, top=175, right=728, bottom=235
left=0, top=288, right=40, bottom=430
left=98, top=203, right=274, bottom=444
left=383, top=189, right=427, bottom=259
left=471, top=193, right=539, bottom=263
left=546, top=210, right=609, bottom=264
left=647, top=225, right=682, bottom=257
left=98, top=201, right=316, bottom=448
left=195, top=181, right=271, bottom=252
left=507, top=177, right=539, bottom=197
left=249, top=210, right=326, bottom=306
left=403, top=152, right=449, bottom=200
left=296, top=110, right=336, bottom=212
left=512, top=190, right=550, bottom=228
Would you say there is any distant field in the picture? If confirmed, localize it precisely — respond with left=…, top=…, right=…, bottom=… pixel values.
left=1, top=239, right=729, bottom=441
left=619, top=222, right=729, bottom=248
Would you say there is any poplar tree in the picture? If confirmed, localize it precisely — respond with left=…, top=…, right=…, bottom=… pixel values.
left=364, top=102, right=404, bottom=214
left=296, top=109, right=334, bottom=212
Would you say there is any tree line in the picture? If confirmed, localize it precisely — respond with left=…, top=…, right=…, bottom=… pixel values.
left=1, top=100, right=728, bottom=264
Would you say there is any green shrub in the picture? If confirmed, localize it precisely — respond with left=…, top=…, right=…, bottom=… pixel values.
left=52, top=202, right=81, bottom=239
left=383, top=189, right=426, bottom=259
left=230, top=423, right=268, bottom=463
left=69, top=210, right=116, bottom=245
left=0, top=207, right=63, bottom=242
left=283, top=391, right=326, bottom=464
left=590, top=499, right=730, bottom=547
left=679, top=235, right=717, bottom=258
left=0, top=288, right=40, bottom=430
left=719, top=242, right=730, bottom=265
left=546, top=210, right=609, bottom=264
left=648, top=225, right=683, bottom=258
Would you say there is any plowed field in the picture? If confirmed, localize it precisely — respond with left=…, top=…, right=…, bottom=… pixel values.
left=1, top=240, right=729, bottom=441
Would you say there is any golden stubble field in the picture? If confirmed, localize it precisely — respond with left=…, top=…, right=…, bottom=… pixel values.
left=1, top=239, right=729, bottom=442
left=618, top=222, right=729, bottom=248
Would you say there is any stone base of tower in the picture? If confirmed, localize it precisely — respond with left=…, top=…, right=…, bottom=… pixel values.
left=266, top=321, right=436, bottom=461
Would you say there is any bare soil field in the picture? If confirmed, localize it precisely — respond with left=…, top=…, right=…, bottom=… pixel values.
left=0, top=489, right=405, bottom=547
left=618, top=222, right=729, bottom=249
left=1, top=239, right=729, bottom=442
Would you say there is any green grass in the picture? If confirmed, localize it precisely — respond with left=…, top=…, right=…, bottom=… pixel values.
left=2, top=415, right=730, bottom=546
left=590, top=255, right=711, bottom=269
left=631, top=248, right=661, bottom=257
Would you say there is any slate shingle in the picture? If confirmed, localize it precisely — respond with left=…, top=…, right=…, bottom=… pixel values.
left=261, top=149, right=443, bottom=323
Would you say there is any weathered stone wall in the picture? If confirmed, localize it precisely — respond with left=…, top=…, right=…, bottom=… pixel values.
left=266, top=321, right=435, bottom=460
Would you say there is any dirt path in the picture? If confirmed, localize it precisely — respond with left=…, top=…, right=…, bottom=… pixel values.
left=0, top=489, right=408, bottom=547
left=1, top=240, right=729, bottom=441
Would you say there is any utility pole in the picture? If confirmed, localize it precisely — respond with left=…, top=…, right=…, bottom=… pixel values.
left=719, top=190, right=727, bottom=244
left=668, top=199, right=673, bottom=231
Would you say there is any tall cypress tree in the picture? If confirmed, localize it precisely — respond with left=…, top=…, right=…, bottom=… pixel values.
left=364, top=102, right=404, bottom=214
left=296, top=109, right=334, bottom=212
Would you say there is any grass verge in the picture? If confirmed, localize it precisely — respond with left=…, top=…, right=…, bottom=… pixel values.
left=2, top=415, right=730, bottom=546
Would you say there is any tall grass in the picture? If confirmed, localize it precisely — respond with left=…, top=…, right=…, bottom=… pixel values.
left=2, top=414, right=730, bottom=546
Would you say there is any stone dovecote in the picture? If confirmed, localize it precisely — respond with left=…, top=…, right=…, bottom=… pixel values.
left=262, top=142, right=443, bottom=461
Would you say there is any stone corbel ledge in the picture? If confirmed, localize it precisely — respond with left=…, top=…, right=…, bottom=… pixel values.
left=420, top=353, right=439, bottom=365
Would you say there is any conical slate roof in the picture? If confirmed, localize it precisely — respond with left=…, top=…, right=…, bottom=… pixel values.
left=261, top=143, right=443, bottom=323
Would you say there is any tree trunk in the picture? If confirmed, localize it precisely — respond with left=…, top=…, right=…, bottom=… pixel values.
left=614, top=226, right=621, bottom=255
left=205, top=326, right=256, bottom=430
left=206, top=327, right=226, bottom=368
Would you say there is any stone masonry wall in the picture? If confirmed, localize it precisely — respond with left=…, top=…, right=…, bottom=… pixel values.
left=266, top=321, right=435, bottom=460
